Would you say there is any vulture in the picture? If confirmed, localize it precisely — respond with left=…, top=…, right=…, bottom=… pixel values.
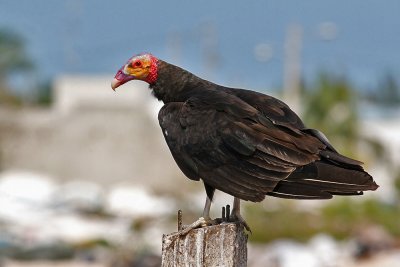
left=111, top=53, right=378, bottom=232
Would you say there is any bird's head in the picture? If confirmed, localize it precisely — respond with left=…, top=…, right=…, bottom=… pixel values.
left=111, top=53, right=158, bottom=90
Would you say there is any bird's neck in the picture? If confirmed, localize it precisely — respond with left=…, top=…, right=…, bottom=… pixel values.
left=149, top=60, right=215, bottom=103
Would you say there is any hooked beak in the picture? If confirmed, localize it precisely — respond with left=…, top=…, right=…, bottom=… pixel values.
left=111, top=78, right=121, bottom=91
left=111, top=69, right=136, bottom=91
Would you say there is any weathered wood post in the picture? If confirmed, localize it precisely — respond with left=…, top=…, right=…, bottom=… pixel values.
left=161, top=209, right=248, bottom=267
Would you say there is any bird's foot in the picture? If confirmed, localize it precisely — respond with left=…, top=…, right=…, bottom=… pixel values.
left=229, top=211, right=252, bottom=234
left=178, top=216, right=220, bottom=236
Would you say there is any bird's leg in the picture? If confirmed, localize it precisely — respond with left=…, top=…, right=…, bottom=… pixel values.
left=178, top=196, right=218, bottom=236
left=230, top=197, right=252, bottom=233
left=202, top=194, right=212, bottom=221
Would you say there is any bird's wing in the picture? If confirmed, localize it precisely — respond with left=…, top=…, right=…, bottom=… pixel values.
left=158, top=102, right=201, bottom=182
left=158, top=90, right=326, bottom=202
left=225, top=88, right=306, bottom=133
left=226, top=88, right=364, bottom=166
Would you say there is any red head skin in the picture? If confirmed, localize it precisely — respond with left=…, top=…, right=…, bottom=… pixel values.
left=111, top=53, right=158, bottom=90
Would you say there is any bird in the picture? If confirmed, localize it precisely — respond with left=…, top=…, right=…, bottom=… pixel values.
left=111, top=53, right=378, bottom=233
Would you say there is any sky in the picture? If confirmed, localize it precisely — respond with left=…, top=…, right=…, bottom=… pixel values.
left=0, top=0, right=399, bottom=91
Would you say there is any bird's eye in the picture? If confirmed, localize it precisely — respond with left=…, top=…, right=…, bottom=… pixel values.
left=133, top=60, right=142, bottom=67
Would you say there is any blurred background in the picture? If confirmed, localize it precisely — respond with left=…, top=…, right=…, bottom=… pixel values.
left=0, top=1, right=399, bottom=266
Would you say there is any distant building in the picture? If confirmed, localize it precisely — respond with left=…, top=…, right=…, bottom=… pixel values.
left=0, top=75, right=185, bottom=191
left=53, top=75, right=161, bottom=116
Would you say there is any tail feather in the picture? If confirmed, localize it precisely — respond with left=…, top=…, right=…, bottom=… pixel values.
left=268, top=159, right=378, bottom=199
left=320, top=150, right=364, bottom=170
left=267, top=181, right=334, bottom=199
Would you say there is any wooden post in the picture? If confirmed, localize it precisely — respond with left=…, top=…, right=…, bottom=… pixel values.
left=161, top=222, right=248, bottom=266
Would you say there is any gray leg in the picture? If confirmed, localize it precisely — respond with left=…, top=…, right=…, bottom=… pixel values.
left=202, top=196, right=212, bottom=220
left=230, top=197, right=251, bottom=233
left=232, top=197, right=241, bottom=214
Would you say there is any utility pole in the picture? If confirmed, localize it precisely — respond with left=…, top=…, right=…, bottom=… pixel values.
left=283, top=24, right=303, bottom=115
left=166, top=31, right=182, bottom=66
left=200, top=22, right=220, bottom=81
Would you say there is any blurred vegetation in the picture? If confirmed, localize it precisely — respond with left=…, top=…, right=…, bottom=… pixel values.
left=36, top=79, right=53, bottom=106
left=302, top=73, right=359, bottom=156
left=365, top=73, right=400, bottom=106
left=0, top=28, right=34, bottom=106
left=301, top=72, right=386, bottom=162
left=394, top=169, right=400, bottom=200
left=0, top=29, right=33, bottom=75
left=0, top=28, right=53, bottom=106
left=246, top=197, right=400, bottom=243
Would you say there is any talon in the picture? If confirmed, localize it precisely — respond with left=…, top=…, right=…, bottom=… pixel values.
left=200, top=218, right=214, bottom=227
left=178, top=217, right=219, bottom=236
left=230, top=212, right=252, bottom=233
